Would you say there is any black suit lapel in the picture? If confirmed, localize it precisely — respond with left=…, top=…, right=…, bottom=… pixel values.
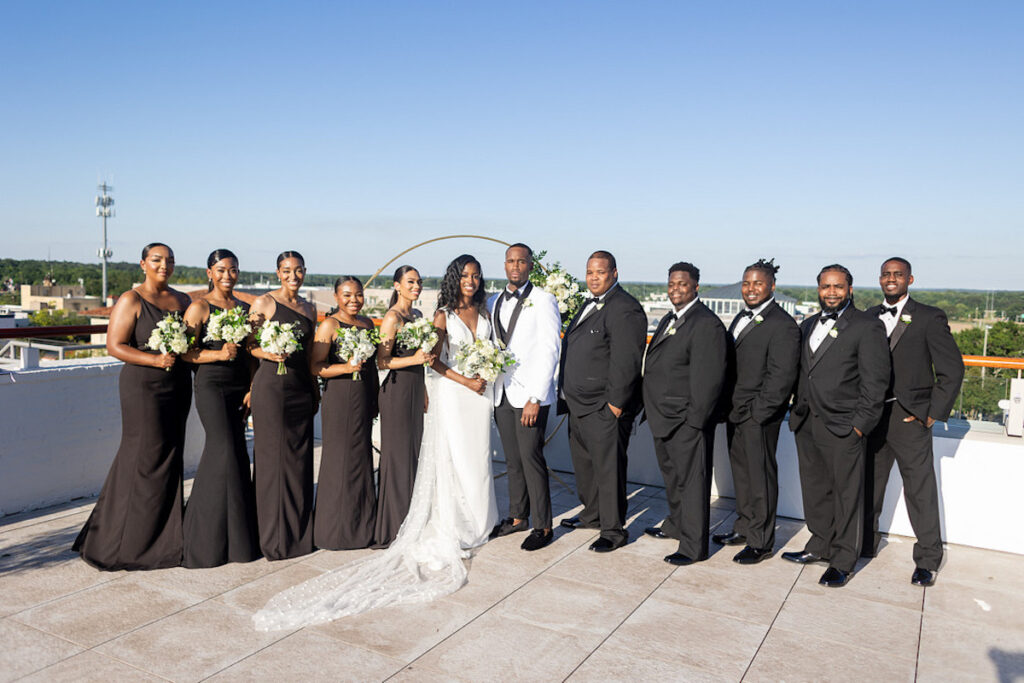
left=648, top=309, right=680, bottom=353
left=493, top=294, right=508, bottom=343
left=734, top=302, right=773, bottom=347
left=808, top=311, right=850, bottom=372
left=888, top=298, right=914, bottom=351
left=503, top=282, right=532, bottom=344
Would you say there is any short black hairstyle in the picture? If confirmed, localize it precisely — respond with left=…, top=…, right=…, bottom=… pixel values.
left=588, top=250, right=617, bottom=270
left=506, top=243, right=534, bottom=260
left=817, top=263, right=853, bottom=287
left=881, top=256, right=912, bottom=274
left=669, top=261, right=700, bottom=283
left=744, top=257, right=779, bottom=282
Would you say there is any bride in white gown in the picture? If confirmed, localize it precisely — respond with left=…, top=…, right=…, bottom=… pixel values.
left=254, top=255, right=499, bottom=631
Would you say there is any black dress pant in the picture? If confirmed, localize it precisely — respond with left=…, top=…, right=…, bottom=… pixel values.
left=726, top=417, right=782, bottom=551
left=568, top=405, right=632, bottom=543
left=494, top=394, right=552, bottom=530
left=863, top=401, right=943, bottom=570
left=794, top=414, right=865, bottom=573
left=653, top=423, right=714, bottom=560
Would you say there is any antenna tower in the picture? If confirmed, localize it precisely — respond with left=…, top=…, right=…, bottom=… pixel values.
left=95, top=182, right=115, bottom=303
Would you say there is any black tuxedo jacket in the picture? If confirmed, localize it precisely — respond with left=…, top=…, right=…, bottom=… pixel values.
left=558, top=284, right=647, bottom=417
left=726, top=301, right=801, bottom=425
left=641, top=300, right=728, bottom=439
left=790, top=305, right=890, bottom=437
left=865, top=297, right=964, bottom=422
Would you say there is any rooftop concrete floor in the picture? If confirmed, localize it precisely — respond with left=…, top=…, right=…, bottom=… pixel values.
left=2, top=449, right=1022, bottom=682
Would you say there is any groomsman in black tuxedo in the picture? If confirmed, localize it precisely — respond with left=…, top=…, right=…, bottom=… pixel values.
left=784, top=264, right=889, bottom=587
left=713, top=258, right=800, bottom=564
left=641, top=262, right=728, bottom=565
left=558, top=251, right=647, bottom=552
left=862, top=257, right=964, bottom=586
left=488, top=243, right=563, bottom=551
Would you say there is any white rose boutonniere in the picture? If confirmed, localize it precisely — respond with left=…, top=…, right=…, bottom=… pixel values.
left=667, top=326, right=677, bottom=336
left=522, top=298, right=533, bottom=309
left=595, top=302, right=604, bottom=311
left=753, top=314, right=764, bottom=324
left=828, top=328, right=839, bottom=338
left=900, top=314, right=912, bottom=324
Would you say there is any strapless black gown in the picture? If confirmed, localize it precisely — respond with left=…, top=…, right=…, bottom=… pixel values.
left=182, top=302, right=261, bottom=568
left=251, top=303, right=316, bottom=560
left=73, top=296, right=192, bottom=570
left=372, top=343, right=424, bottom=548
left=313, top=323, right=380, bottom=550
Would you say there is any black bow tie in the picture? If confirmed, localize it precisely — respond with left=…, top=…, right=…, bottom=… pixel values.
left=586, top=297, right=602, bottom=306
left=738, top=310, right=754, bottom=319
left=819, top=312, right=839, bottom=324
left=503, top=290, right=520, bottom=302
left=664, top=312, right=677, bottom=324
left=881, top=305, right=898, bottom=316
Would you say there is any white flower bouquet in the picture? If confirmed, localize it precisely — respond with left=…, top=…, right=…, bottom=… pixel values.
left=258, top=320, right=304, bottom=375
left=335, top=326, right=380, bottom=380
left=454, top=338, right=516, bottom=383
left=528, top=250, right=585, bottom=330
left=146, top=311, right=190, bottom=370
left=203, top=306, right=252, bottom=352
left=395, top=318, right=439, bottom=362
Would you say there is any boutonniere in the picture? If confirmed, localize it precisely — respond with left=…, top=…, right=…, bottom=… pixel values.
left=667, top=326, right=677, bottom=336
left=522, top=298, right=533, bottom=308
left=753, top=314, right=764, bottom=324
left=828, top=328, right=839, bottom=338
left=595, top=302, right=604, bottom=311
left=900, top=314, right=912, bottom=324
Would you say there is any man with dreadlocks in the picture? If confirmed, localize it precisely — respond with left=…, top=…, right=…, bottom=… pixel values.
left=714, top=258, right=800, bottom=564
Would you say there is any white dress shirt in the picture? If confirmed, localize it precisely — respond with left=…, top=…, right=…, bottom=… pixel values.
left=732, top=297, right=774, bottom=340
left=574, top=283, right=617, bottom=327
left=877, top=294, right=909, bottom=337
left=809, top=301, right=850, bottom=353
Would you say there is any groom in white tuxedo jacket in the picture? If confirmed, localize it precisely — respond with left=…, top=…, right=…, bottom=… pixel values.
left=487, top=243, right=563, bottom=551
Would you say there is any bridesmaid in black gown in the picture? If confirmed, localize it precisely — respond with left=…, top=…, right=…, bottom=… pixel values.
left=73, top=242, right=192, bottom=570
left=180, top=249, right=261, bottom=568
left=248, top=251, right=317, bottom=560
left=373, top=265, right=436, bottom=548
left=310, top=276, right=380, bottom=550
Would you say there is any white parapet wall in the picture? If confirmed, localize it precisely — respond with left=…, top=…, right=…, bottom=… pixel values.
left=542, top=415, right=1024, bottom=556
left=0, top=359, right=205, bottom=516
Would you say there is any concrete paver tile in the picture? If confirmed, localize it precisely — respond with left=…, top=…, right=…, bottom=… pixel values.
left=917, top=612, right=1024, bottom=682
left=214, top=562, right=326, bottom=614
left=744, top=626, right=916, bottom=682
left=18, top=649, right=165, bottom=682
left=568, top=637, right=735, bottom=682
left=0, top=619, right=82, bottom=682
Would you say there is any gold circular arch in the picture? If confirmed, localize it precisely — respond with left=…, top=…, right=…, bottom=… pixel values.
left=365, top=234, right=513, bottom=288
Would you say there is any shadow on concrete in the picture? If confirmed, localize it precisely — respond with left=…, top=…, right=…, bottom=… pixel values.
left=988, top=647, right=1024, bottom=683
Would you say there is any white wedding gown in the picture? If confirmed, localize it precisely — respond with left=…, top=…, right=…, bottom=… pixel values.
left=253, top=309, right=499, bottom=631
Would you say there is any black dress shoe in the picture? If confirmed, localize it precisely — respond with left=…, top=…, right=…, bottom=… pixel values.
left=712, top=531, right=746, bottom=546
left=490, top=518, right=529, bottom=539
left=781, top=550, right=827, bottom=564
left=644, top=527, right=669, bottom=539
left=733, top=546, right=773, bottom=565
left=520, top=529, right=554, bottom=552
left=589, top=537, right=626, bottom=553
left=819, top=567, right=851, bottom=587
left=664, top=552, right=695, bottom=566
left=911, top=567, right=936, bottom=587
left=560, top=516, right=582, bottom=529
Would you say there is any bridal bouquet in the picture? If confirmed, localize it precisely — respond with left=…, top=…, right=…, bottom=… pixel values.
left=203, top=306, right=252, bottom=349
left=455, top=338, right=516, bottom=383
left=395, top=318, right=439, bottom=359
left=146, top=311, right=190, bottom=370
left=335, top=326, right=380, bottom=380
left=258, top=320, right=303, bottom=375
left=528, top=250, right=585, bottom=330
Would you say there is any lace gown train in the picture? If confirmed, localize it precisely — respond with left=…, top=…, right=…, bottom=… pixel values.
left=253, top=310, right=498, bottom=630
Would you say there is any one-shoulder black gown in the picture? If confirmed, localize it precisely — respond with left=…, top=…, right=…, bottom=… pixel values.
left=182, top=302, right=261, bottom=568
left=251, top=303, right=316, bottom=560
left=313, top=323, right=379, bottom=550
left=372, top=343, right=424, bottom=548
left=73, top=297, right=192, bottom=570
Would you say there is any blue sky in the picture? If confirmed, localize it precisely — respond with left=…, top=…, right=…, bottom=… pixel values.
left=3, top=2, right=1021, bottom=289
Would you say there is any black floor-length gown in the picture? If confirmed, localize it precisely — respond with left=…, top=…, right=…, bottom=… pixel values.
left=251, top=303, right=316, bottom=560
left=372, top=343, right=425, bottom=548
left=73, top=297, right=192, bottom=571
left=313, top=323, right=379, bottom=550
left=182, top=302, right=261, bottom=568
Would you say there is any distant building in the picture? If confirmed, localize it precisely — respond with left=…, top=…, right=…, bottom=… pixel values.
left=20, top=281, right=101, bottom=313
left=700, top=283, right=798, bottom=325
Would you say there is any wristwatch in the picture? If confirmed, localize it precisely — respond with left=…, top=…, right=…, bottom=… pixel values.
left=527, top=397, right=539, bottom=405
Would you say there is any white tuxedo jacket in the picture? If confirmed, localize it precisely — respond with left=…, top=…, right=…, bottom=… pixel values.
left=487, top=285, right=562, bottom=408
